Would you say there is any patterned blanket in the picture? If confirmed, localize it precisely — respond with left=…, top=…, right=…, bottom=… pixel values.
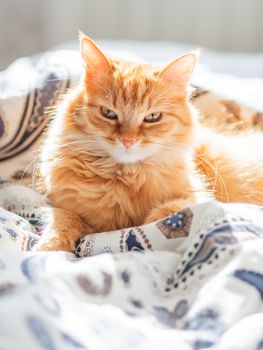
left=1, top=50, right=263, bottom=349
left=1, top=182, right=263, bottom=349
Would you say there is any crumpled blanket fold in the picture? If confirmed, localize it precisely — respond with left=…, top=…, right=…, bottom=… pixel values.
left=0, top=182, right=263, bottom=349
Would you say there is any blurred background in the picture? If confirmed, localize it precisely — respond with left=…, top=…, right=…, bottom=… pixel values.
left=0, top=0, right=263, bottom=70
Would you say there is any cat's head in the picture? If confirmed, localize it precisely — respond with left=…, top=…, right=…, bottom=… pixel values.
left=67, top=33, right=198, bottom=164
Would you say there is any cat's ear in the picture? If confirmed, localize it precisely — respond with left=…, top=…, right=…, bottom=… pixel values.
left=160, top=51, right=199, bottom=88
left=79, top=31, right=110, bottom=80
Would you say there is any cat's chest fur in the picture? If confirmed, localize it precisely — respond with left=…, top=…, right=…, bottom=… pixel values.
left=49, top=158, right=194, bottom=232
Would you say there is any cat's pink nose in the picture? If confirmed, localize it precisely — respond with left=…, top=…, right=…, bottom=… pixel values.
left=120, top=137, right=135, bottom=149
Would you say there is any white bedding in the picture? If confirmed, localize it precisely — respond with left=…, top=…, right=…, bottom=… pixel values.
left=1, top=183, right=263, bottom=349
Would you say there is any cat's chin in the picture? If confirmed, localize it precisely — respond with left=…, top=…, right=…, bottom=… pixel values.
left=104, top=141, right=148, bottom=164
left=104, top=141, right=160, bottom=164
left=109, top=151, right=146, bottom=164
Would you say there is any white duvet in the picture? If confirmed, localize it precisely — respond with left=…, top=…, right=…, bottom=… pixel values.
left=0, top=183, right=263, bottom=349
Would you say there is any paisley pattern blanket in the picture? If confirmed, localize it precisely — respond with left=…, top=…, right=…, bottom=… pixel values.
left=1, top=182, right=263, bottom=349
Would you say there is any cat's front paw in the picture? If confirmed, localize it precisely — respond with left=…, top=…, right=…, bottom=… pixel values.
left=144, top=199, right=193, bottom=224
left=33, top=234, right=73, bottom=252
left=144, top=207, right=175, bottom=224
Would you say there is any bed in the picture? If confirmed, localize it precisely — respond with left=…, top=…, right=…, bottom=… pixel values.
left=0, top=40, right=263, bottom=350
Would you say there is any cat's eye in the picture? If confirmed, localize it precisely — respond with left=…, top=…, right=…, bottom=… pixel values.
left=143, top=112, right=162, bottom=123
left=100, top=107, right=118, bottom=120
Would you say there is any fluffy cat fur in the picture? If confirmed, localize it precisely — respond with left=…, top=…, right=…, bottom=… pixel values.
left=35, top=33, right=263, bottom=251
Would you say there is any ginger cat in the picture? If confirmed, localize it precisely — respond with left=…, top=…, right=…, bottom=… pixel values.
left=35, top=33, right=263, bottom=251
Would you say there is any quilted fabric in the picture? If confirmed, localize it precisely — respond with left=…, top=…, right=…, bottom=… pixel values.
left=0, top=182, right=263, bottom=349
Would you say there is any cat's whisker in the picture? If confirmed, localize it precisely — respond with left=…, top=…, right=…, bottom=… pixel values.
left=31, top=154, right=42, bottom=191
left=46, top=78, right=69, bottom=83
left=195, top=152, right=229, bottom=202
left=148, top=139, right=229, bottom=202
left=19, top=152, right=40, bottom=186
left=194, top=154, right=218, bottom=194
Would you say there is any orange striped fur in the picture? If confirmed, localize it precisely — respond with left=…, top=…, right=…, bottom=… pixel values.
left=35, top=33, right=263, bottom=251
